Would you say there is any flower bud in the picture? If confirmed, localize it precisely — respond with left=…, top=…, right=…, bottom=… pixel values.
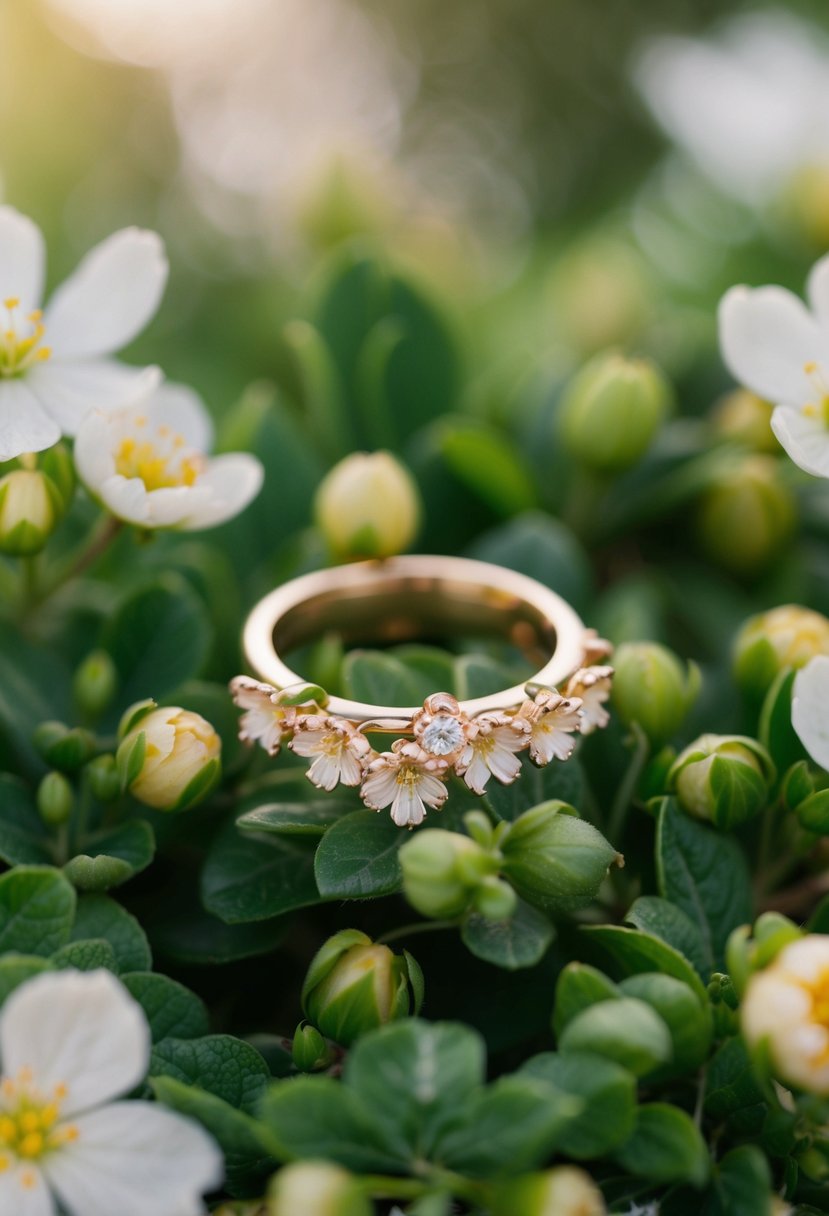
left=669, top=734, right=774, bottom=829
left=36, top=771, right=73, bottom=826
left=500, top=802, right=622, bottom=914
left=302, top=929, right=422, bottom=1047
left=695, top=455, right=796, bottom=576
left=493, top=1166, right=607, bottom=1216
left=399, top=828, right=495, bottom=919
left=559, top=352, right=672, bottom=473
left=33, top=721, right=97, bottom=773
left=268, top=1161, right=370, bottom=1216
left=117, top=704, right=221, bottom=812
left=291, top=1023, right=333, bottom=1073
left=0, top=469, right=62, bottom=556
left=611, top=641, right=700, bottom=747
left=710, top=389, right=777, bottom=453
left=742, top=935, right=829, bottom=1094
left=726, top=914, right=803, bottom=997
left=734, top=605, right=829, bottom=700
left=315, top=451, right=421, bottom=561
left=472, top=876, right=518, bottom=922
left=85, top=754, right=121, bottom=803
left=73, top=650, right=118, bottom=719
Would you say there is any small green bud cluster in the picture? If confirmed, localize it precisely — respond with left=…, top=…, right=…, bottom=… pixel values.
left=611, top=641, right=700, bottom=747
left=668, top=734, right=774, bottom=829
left=399, top=811, right=515, bottom=922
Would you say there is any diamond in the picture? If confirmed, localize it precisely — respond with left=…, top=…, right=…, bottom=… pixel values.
left=421, top=714, right=464, bottom=756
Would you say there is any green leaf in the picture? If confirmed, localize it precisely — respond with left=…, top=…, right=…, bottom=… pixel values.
left=150, top=1035, right=270, bottom=1114
left=152, top=1075, right=276, bottom=1199
left=389, top=646, right=456, bottom=701
left=583, top=924, right=708, bottom=1002
left=282, top=318, right=351, bottom=461
left=122, top=973, right=209, bottom=1043
left=656, top=798, right=753, bottom=973
left=619, top=974, right=712, bottom=1077
left=102, top=576, right=211, bottom=712
left=558, top=997, right=673, bottom=1077
left=314, top=810, right=405, bottom=899
left=552, top=963, right=620, bottom=1038
left=519, top=1050, right=637, bottom=1159
left=0, top=866, right=76, bottom=957
left=70, top=893, right=152, bottom=973
left=453, top=655, right=523, bottom=702
left=483, top=759, right=585, bottom=823
left=436, top=417, right=536, bottom=517
left=63, top=820, right=155, bottom=892
left=0, top=955, right=53, bottom=1005
left=0, top=626, right=71, bottom=779
left=759, top=668, right=807, bottom=774
left=259, top=1076, right=403, bottom=1172
left=462, top=900, right=555, bottom=970
left=625, top=895, right=710, bottom=982
left=343, top=1020, right=485, bottom=1161
left=238, top=796, right=358, bottom=837
left=434, top=1076, right=578, bottom=1178
left=708, top=1145, right=772, bottom=1216
left=613, top=1103, right=710, bottom=1187
left=146, top=895, right=287, bottom=965
left=467, top=512, right=593, bottom=615
left=51, top=938, right=118, bottom=973
left=0, top=775, right=52, bottom=865
left=201, top=816, right=320, bottom=923
left=704, top=1037, right=765, bottom=1121
left=341, top=652, right=423, bottom=708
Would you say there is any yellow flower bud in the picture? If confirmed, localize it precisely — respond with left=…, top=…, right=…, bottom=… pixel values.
left=695, top=455, right=796, bottom=576
left=493, top=1165, right=607, bottom=1216
left=314, top=451, right=421, bottom=560
left=734, top=604, right=829, bottom=699
left=710, top=389, right=777, bottom=453
left=268, top=1162, right=370, bottom=1216
left=117, top=705, right=221, bottom=811
left=742, top=935, right=829, bottom=1095
left=0, top=469, right=61, bottom=556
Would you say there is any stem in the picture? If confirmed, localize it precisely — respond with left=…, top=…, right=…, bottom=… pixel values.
left=361, top=1177, right=430, bottom=1201
left=607, top=721, right=650, bottom=843
left=377, top=920, right=459, bottom=946
left=29, top=516, right=124, bottom=612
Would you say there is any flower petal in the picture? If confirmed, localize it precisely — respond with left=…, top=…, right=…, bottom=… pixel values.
left=771, top=406, right=829, bottom=478
left=718, top=285, right=829, bottom=405
left=0, top=970, right=150, bottom=1117
left=0, top=207, right=46, bottom=309
left=27, top=361, right=162, bottom=436
left=391, top=785, right=426, bottom=827
left=144, top=382, right=214, bottom=452
left=44, top=229, right=168, bottom=358
left=807, top=253, right=829, bottom=329
left=0, top=1165, right=54, bottom=1216
left=175, top=454, right=264, bottom=530
left=792, top=655, right=829, bottom=770
left=43, top=1101, right=222, bottom=1216
left=0, top=380, right=61, bottom=462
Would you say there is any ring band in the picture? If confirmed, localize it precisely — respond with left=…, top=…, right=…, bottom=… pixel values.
left=233, top=556, right=613, bottom=827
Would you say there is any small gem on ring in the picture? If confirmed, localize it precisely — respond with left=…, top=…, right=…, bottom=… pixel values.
left=421, top=714, right=465, bottom=756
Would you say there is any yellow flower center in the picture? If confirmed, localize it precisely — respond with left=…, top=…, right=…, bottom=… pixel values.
left=801, top=362, right=829, bottom=425
left=396, top=763, right=422, bottom=788
left=0, top=1069, right=78, bottom=1172
left=808, top=967, right=829, bottom=1028
left=115, top=420, right=205, bottom=491
left=0, top=299, right=51, bottom=378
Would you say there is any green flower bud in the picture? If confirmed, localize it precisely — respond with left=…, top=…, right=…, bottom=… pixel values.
left=726, top=914, right=803, bottom=997
left=500, top=802, right=622, bottom=914
left=315, top=451, right=421, bottom=561
left=85, top=754, right=121, bottom=803
left=472, top=876, right=518, bottom=922
left=559, top=352, right=672, bottom=473
left=0, top=469, right=63, bottom=556
left=611, top=641, right=700, bottom=747
left=36, top=771, right=73, bottom=826
left=695, top=455, right=796, bottom=576
left=302, top=929, right=422, bottom=1047
left=399, top=828, right=495, bottom=919
left=710, top=389, right=777, bottom=453
left=669, top=735, right=774, bottom=829
left=291, top=1023, right=333, bottom=1073
left=73, top=650, right=118, bottom=719
left=493, top=1166, right=607, bottom=1216
left=33, top=721, right=97, bottom=773
left=734, top=604, right=829, bottom=700
left=268, top=1161, right=370, bottom=1216
left=117, top=706, right=221, bottom=811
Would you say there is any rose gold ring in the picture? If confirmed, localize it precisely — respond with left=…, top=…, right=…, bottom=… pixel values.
left=232, top=556, right=613, bottom=827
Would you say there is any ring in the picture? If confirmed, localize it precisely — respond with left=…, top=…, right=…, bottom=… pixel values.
left=231, top=556, right=614, bottom=827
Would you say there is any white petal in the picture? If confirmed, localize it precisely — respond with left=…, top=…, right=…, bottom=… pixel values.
left=0, top=970, right=149, bottom=1118
left=45, top=229, right=167, bottom=358
left=792, top=656, right=829, bottom=770
left=460, top=751, right=491, bottom=795
left=43, top=1101, right=222, bottom=1216
left=808, top=254, right=829, bottom=329
left=718, top=285, right=829, bottom=405
left=306, top=753, right=341, bottom=791
left=778, top=935, right=829, bottom=982
left=391, top=786, right=426, bottom=827
left=27, top=361, right=161, bottom=435
left=0, top=207, right=46, bottom=309
left=0, top=380, right=61, bottom=461
left=0, top=1165, right=54, bottom=1216
left=94, top=476, right=155, bottom=526
left=338, top=750, right=364, bottom=787
left=771, top=406, right=829, bottom=478
left=174, top=454, right=264, bottom=530
left=144, top=382, right=214, bottom=452
left=487, top=744, right=522, bottom=785
left=361, top=767, right=398, bottom=809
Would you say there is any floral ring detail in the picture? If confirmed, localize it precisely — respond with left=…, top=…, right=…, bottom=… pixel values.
left=232, top=556, right=614, bottom=827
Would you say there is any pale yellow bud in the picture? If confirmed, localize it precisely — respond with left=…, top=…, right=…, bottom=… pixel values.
left=268, top=1161, right=370, bottom=1216
left=315, top=451, right=421, bottom=560
left=494, top=1165, right=607, bottom=1216
left=0, top=469, right=59, bottom=556
left=734, top=604, right=829, bottom=698
left=118, top=706, right=221, bottom=811
left=710, top=389, right=777, bottom=453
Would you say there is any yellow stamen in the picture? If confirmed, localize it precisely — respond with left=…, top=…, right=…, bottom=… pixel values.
left=4, top=297, right=19, bottom=310
left=115, top=428, right=204, bottom=492
left=0, top=1155, right=9, bottom=1173
left=20, top=1170, right=37, bottom=1190
left=18, top=1132, right=44, bottom=1158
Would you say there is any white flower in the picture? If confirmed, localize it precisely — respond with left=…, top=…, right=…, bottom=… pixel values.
left=742, top=935, right=829, bottom=1094
left=74, top=383, right=263, bottom=529
left=564, top=666, right=614, bottom=735
left=0, top=207, right=167, bottom=462
left=289, top=716, right=371, bottom=790
left=0, top=969, right=221, bottom=1215
left=792, top=655, right=829, bottom=771
left=517, top=691, right=583, bottom=765
left=634, top=11, right=829, bottom=206
left=719, top=255, right=829, bottom=478
left=230, top=677, right=297, bottom=757
left=455, top=712, right=530, bottom=795
left=361, top=740, right=448, bottom=828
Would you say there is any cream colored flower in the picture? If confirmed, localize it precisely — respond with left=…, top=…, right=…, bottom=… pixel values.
left=361, top=740, right=448, bottom=828
left=290, top=716, right=372, bottom=790
left=230, top=676, right=298, bottom=757
left=411, top=692, right=471, bottom=763
left=455, top=712, right=530, bottom=795
left=742, top=935, right=829, bottom=1094
left=565, top=666, right=614, bottom=734
left=119, top=706, right=221, bottom=812
left=517, top=691, right=583, bottom=765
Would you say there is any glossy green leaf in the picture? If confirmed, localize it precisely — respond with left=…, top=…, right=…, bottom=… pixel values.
left=0, top=775, right=53, bottom=865
left=461, top=900, right=555, bottom=971
left=625, top=895, right=710, bottom=982
left=51, top=938, right=118, bottom=973
left=613, top=1103, right=709, bottom=1187
left=314, top=810, right=404, bottom=899
left=122, top=973, right=209, bottom=1043
left=552, top=962, right=620, bottom=1038
left=70, top=894, right=152, bottom=973
left=201, top=817, right=320, bottom=923
left=150, top=1034, right=270, bottom=1115
left=583, top=923, right=708, bottom=1002
left=558, top=997, right=673, bottom=1078
left=0, top=865, right=76, bottom=957
left=519, top=1050, right=637, bottom=1159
